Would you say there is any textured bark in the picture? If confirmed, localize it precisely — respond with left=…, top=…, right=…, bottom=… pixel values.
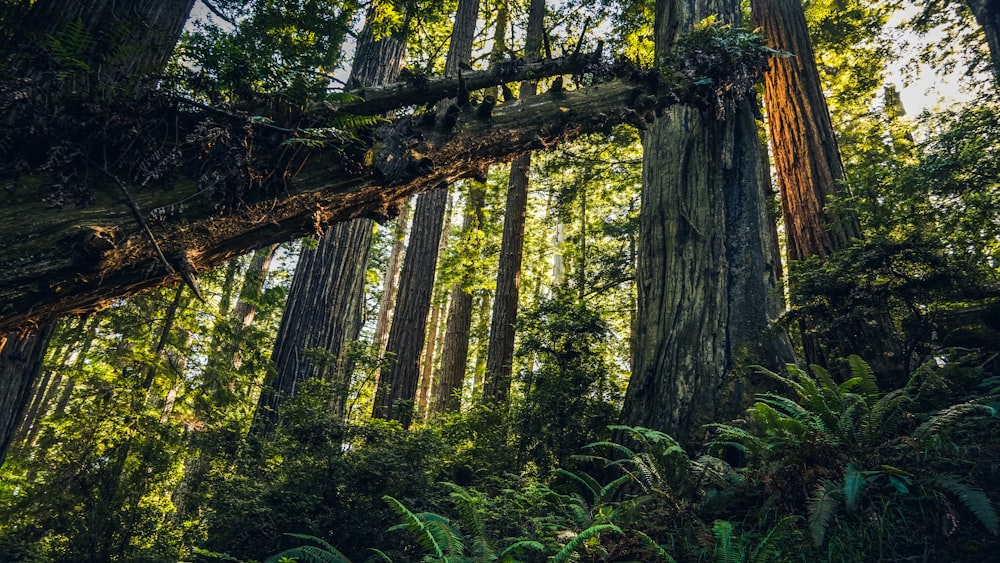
left=482, top=0, right=545, bottom=406
left=228, top=245, right=277, bottom=371
left=372, top=201, right=411, bottom=358
left=254, top=22, right=407, bottom=431
left=752, top=0, right=859, bottom=262
left=967, top=0, right=1000, bottom=78
left=0, top=322, right=56, bottom=467
left=621, top=0, right=792, bottom=448
left=373, top=186, right=450, bottom=425
left=14, top=0, right=196, bottom=82
left=1, top=48, right=764, bottom=333
left=433, top=186, right=485, bottom=415
left=417, top=202, right=454, bottom=418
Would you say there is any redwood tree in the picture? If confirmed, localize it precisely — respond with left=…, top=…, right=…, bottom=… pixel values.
left=482, top=0, right=546, bottom=405
left=621, top=0, right=793, bottom=447
left=373, top=0, right=481, bottom=425
left=254, top=20, right=408, bottom=431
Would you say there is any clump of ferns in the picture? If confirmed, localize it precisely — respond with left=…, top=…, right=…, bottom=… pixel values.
left=708, top=355, right=1000, bottom=547
left=529, top=425, right=740, bottom=561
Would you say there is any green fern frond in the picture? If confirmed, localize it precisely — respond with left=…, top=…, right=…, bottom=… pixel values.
left=598, top=474, right=633, bottom=505
left=913, top=402, right=995, bottom=441
left=807, top=481, right=843, bottom=546
left=923, top=475, right=999, bottom=535
left=632, top=530, right=677, bottom=563
left=368, top=548, right=393, bottom=562
left=711, top=520, right=739, bottom=563
left=847, top=355, right=881, bottom=402
left=583, top=440, right=637, bottom=460
left=263, top=534, right=351, bottom=563
left=47, top=19, right=93, bottom=72
left=552, top=469, right=601, bottom=504
left=756, top=395, right=826, bottom=434
left=749, top=515, right=801, bottom=563
left=443, top=482, right=487, bottom=547
left=384, top=495, right=445, bottom=558
left=552, top=524, right=622, bottom=563
left=843, top=465, right=867, bottom=512
left=495, top=540, right=545, bottom=561
left=264, top=545, right=351, bottom=563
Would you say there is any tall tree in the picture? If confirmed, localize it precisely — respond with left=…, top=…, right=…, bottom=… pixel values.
left=621, top=0, right=793, bottom=447
left=255, top=19, right=408, bottom=431
left=752, top=0, right=860, bottom=264
left=372, top=0, right=482, bottom=425
left=482, top=0, right=546, bottom=405
left=433, top=185, right=486, bottom=414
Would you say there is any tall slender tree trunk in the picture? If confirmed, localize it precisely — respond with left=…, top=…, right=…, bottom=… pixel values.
left=434, top=186, right=486, bottom=414
left=0, top=322, right=56, bottom=466
left=621, top=0, right=792, bottom=448
left=372, top=0, right=481, bottom=425
left=482, top=0, right=546, bottom=405
left=752, top=0, right=859, bottom=264
left=372, top=200, right=412, bottom=358
left=373, top=187, right=450, bottom=425
left=255, top=23, right=407, bottom=432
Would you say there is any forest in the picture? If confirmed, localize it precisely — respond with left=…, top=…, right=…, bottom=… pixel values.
left=1, top=0, right=999, bottom=561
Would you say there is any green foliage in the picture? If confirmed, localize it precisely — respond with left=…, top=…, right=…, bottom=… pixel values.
left=711, top=355, right=1000, bottom=554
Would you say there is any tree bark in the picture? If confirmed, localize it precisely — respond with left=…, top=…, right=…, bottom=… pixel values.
left=433, top=186, right=486, bottom=414
left=482, top=0, right=546, bottom=406
left=0, top=322, right=56, bottom=466
left=372, top=186, right=450, bottom=425
left=372, top=200, right=411, bottom=359
left=0, top=50, right=765, bottom=334
left=621, top=0, right=792, bottom=448
left=752, top=0, right=859, bottom=263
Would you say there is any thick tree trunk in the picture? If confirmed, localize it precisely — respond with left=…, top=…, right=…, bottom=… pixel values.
left=372, top=186, right=450, bottom=425
left=752, top=0, right=859, bottom=263
left=15, top=0, right=195, bottom=82
left=621, top=0, right=792, bottom=448
left=753, top=0, right=901, bottom=375
left=254, top=22, right=407, bottom=432
left=967, top=0, right=1000, bottom=78
left=482, top=0, right=545, bottom=406
left=433, top=186, right=485, bottom=414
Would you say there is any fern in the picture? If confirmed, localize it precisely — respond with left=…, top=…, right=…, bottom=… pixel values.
left=912, top=401, right=995, bottom=442
left=495, top=540, right=545, bottom=561
left=383, top=495, right=446, bottom=558
left=551, top=524, right=622, bottom=563
left=847, top=355, right=881, bottom=402
left=807, top=481, right=842, bottom=546
left=842, top=465, right=866, bottom=512
left=749, top=516, right=800, bottom=563
left=711, top=520, right=740, bottom=563
left=47, top=19, right=92, bottom=72
left=632, top=530, right=677, bottom=563
left=263, top=534, right=351, bottom=563
left=923, top=475, right=1000, bottom=535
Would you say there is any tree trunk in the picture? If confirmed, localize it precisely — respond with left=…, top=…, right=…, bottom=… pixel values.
left=482, top=0, right=545, bottom=405
left=0, top=322, right=56, bottom=466
left=967, top=0, right=1000, bottom=78
left=433, top=186, right=486, bottom=414
left=621, top=0, right=792, bottom=448
left=14, top=0, right=195, bottom=82
left=372, top=200, right=412, bottom=358
left=752, top=0, right=859, bottom=263
left=373, top=186, right=450, bottom=425
left=254, top=22, right=408, bottom=432
left=1, top=44, right=764, bottom=333
left=371, top=0, right=481, bottom=425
